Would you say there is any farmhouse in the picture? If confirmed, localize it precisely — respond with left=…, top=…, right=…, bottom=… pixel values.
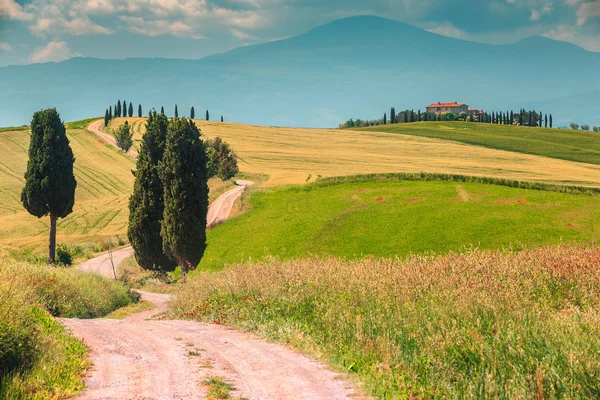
left=426, top=101, right=468, bottom=115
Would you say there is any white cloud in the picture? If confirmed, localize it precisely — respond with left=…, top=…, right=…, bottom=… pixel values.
left=30, top=16, right=113, bottom=36
left=28, top=40, right=81, bottom=63
left=426, top=22, right=470, bottom=40
left=119, top=16, right=204, bottom=39
left=576, top=0, right=600, bottom=25
left=0, top=0, right=33, bottom=20
left=0, top=42, right=12, bottom=51
left=544, top=24, right=600, bottom=51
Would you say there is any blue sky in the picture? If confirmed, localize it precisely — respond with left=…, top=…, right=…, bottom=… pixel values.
left=0, top=0, right=599, bottom=66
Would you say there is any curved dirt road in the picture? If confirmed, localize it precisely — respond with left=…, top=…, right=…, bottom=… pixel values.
left=207, top=180, right=254, bottom=227
left=62, top=291, right=355, bottom=400
left=88, top=119, right=139, bottom=157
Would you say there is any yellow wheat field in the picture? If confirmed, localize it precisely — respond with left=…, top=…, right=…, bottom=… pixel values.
left=107, top=117, right=600, bottom=187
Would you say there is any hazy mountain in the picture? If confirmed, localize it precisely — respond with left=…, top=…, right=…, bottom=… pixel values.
left=1, top=16, right=599, bottom=128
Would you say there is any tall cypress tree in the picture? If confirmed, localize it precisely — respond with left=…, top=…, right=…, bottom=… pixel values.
left=404, top=110, right=408, bottom=123
left=22, top=108, right=76, bottom=263
left=190, top=106, right=195, bottom=120
left=539, top=111, right=543, bottom=127
left=383, top=113, right=387, bottom=125
left=123, top=101, right=127, bottom=117
left=109, top=105, right=113, bottom=120
left=221, top=116, right=224, bottom=122
left=550, top=114, right=553, bottom=128
left=117, top=100, right=122, bottom=118
left=418, top=109, right=421, bottom=122
left=128, top=102, right=133, bottom=118
left=390, top=107, right=395, bottom=124
left=206, top=110, right=209, bottom=121
left=545, top=114, right=548, bottom=128
left=128, top=111, right=177, bottom=272
left=104, top=109, right=109, bottom=127
left=138, top=104, right=142, bottom=118
left=160, top=118, right=209, bottom=281
left=175, top=105, right=178, bottom=118
left=161, top=106, right=165, bottom=115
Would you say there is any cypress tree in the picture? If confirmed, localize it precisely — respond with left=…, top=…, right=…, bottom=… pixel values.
left=109, top=105, right=113, bottom=120
left=206, top=110, right=209, bottom=121
left=404, top=110, right=408, bottom=123
left=411, top=110, right=415, bottom=122
left=117, top=100, right=121, bottom=118
left=138, top=104, right=142, bottom=118
left=528, top=111, right=533, bottom=127
left=390, top=108, right=395, bottom=124
left=383, top=113, right=387, bottom=125
left=128, top=102, right=133, bottom=118
left=539, top=111, right=543, bottom=127
left=221, top=116, right=224, bottom=122
left=160, top=118, right=209, bottom=282
left=128, top=111, right=177, bottom=273
left=175, top=105, right=178, bottom=118
left=115, top=121, right=133, bottom=153
left=190, top=106, right=195, bottom=120
left=21, top=108, right=76, bottom=263
left=545, top=114, right=548, bottom=128
left=510, top=111, right=514, bottom=124
left=418, top=109, right=421, bottom=122
left=550, top=114, right=553, bottom=128
left=161, top=106, right=165, bottom=115
left=123, top=101, right=127, bottom=117
left=104, top=109, right=109, bottom=127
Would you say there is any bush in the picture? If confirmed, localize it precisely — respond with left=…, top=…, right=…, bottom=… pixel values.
left=593, top=126, right=599, bottom=133
left=114, top=121, right=133, bottom=152
left=56, top=244, right=73, bottom=266
left=581, top=124, right=590, bottom=131
left=205, top=137, right=239, bottom=181
left=570, top=122, right=580, bottom=130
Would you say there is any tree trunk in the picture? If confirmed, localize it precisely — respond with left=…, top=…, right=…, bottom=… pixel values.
left=179, top=257, right=188, bottom=283
left=48, top=213, right=57, bottom=264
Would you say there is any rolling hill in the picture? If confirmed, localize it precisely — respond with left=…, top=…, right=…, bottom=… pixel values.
left=1, top=16, right=599, bottom=128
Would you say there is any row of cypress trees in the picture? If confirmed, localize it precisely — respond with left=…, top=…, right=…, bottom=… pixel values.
left=127, top=111, right=209, bottom=281
left=105, top=102, right=225, bottom=127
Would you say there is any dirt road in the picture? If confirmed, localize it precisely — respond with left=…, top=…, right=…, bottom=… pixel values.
left=78, top=179, right=253, bottom=279
left=62, top=291, right=355, bottom=399
left=88, top=119, right=139, bottom=157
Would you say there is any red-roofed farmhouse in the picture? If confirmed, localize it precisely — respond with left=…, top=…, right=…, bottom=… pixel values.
left=426, top=101, right=468, bottom=115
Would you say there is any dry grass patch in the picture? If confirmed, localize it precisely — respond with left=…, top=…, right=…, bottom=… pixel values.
left=105, top=117, right=600, bottom=187
left=172, top=246, right=600, bottom=399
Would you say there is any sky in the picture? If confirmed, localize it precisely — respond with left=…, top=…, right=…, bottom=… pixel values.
left=0, top=0, right=599, bottom=66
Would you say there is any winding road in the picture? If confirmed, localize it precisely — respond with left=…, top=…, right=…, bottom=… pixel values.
left=61, top=121, right=356, bottom=399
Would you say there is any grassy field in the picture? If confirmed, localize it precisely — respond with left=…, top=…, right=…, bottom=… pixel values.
left=0, top=257, right=137, bottom=399
left=197, top=178, right=600, bottom=271
left=359, top=121, right=600, bottom=165
left=103, top=117, right=600, bottom=187
left=171, top=246, right=600, bottom=399
left=0, top=126, right=136, bottom=256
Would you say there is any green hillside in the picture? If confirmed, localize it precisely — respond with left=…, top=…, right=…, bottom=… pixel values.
left=358, top=122, right=600, bottom=165
left=198, top=177, right=600, bottom=271
left=0, top=125, right=135, bottom=256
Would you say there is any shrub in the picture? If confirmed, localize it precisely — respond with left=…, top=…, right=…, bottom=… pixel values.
left=56, top=244, right=73, bottom=266
left=114, top=121, right=133, bottom=152
left=570, top=122, right=580, bottom=130
left=593, top=126, right=599, bottom=133
left=581, top=124, right=590, bottom=131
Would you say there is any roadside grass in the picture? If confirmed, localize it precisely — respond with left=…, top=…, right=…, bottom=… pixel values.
left=104, top=300, right=154, bottom=319
left=202, top=377, right=235, bottom=399
left=172, top=246, right=600, bottom=399
left=358, top=121, right=600, bottom=165
left=0, top=257, right=138, bottom=398
left=197, top=179, right=600, bottom=271
left=103, top=117, right=600, bottom=187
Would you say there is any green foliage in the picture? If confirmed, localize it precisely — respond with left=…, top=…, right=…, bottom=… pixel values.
left=205, top=137, right=239, bottom=181
left=138, top=104, right=142, bottom=118
left=56, top=244, right=73, bottom=266
left=175, top=104, right=178, bottom=118
left=198, top=177, right=600, bottom=271
left=160, top=118, right=209, bottom=279
left=114, top=121, right=133, bottom=152
left=571, top=122, right=580, bottom=130
left=128, top=102, right=133, bottom=118
left=21, top=108, right=77, bottom=263
left=206, top=109, right=209, bottom=121
left=190, top=106, right=195, bottom=120
left=128, top=111, right=177, bottom=272
left=117, top=100, right=121, bottom=117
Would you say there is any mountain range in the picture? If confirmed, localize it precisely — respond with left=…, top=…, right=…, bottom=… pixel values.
left=1, top=15, right=599, bottom=128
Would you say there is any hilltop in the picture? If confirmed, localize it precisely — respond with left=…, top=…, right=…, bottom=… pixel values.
left=1, top=16, right=599, bottom=128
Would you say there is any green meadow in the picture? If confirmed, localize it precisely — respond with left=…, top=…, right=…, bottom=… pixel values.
left=359, top=121, right=600, bottom=165
left=198, top=177, right=600, bottom=271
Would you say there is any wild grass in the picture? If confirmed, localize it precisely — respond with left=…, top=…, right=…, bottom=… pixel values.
left=171, top=245, right=600, bottom=399
left=198, top=179, right=600, bottom=271
left=104, top=117, right=600, bottom=187
left=359, top=121, right=600, bottom=165
left=0, top=257, right=138, bottom=398
left=203, top=376, right=234, bottom=399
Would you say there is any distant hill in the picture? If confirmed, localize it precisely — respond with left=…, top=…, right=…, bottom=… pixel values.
left=1, top=15, right=599, bottom=128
